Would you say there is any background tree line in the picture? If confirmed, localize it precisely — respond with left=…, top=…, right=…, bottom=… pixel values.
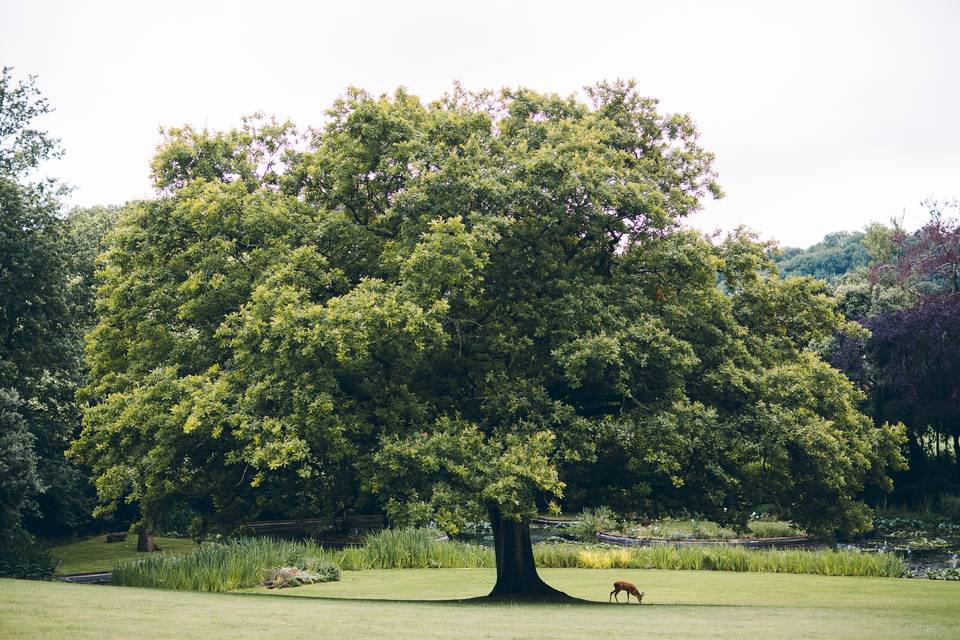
left=777, top=205, right=960, bottom=502
left=0, top=67, right=122, bottom=564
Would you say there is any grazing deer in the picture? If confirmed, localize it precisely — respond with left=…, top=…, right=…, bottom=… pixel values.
left=609, top=580, right=645, bottom=604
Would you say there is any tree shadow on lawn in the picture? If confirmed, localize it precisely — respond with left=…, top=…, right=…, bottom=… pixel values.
left=226, top=591, right=742, bottom=608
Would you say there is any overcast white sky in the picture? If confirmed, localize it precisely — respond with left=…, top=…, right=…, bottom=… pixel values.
left=2, top=0, right=957, bottom=247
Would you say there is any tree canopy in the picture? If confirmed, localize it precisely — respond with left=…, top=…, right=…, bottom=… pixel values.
left=832, top=204, right=960, bottom=498
left=71, top=82, right=904, bottom=596
left=775, top=231, right=872, bottom=282
left=0, top=68, right=109, bottom=547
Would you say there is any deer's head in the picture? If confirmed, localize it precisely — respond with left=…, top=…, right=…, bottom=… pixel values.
left=638, top=592, right=645, bottom=603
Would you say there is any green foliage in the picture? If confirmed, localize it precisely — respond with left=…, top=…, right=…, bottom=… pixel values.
left=344, top=528, right=490, bottom=570
left=298, top=556, right=341, bottom=582
left=0, top=66, right=62, bottom=177
left=925, top=568, right=960, bottom=581
left=0, top=70, right=108, bottom=540
left=0, top=533, right=59, bottom=580
left=112, top=532, right=491, bottom=590
left=748, top=521, right=802, bottom=538
left=150, top=114, right=298, bottom=193
left=830, top=206, right=960, bottom=503
left=570, top=507, right=617, bottom=542
left=539, top=544, right=906, bottom=577
left=619, top=517, right=800, bottom=540
left=775, top=231, right=871, bottom=282
left=939, top=495, right=960, bottom=522
left=0, top=390, right=42, bottom=545
left=112, top=537, right=332, bottom=592
left=111, top=529, right=906, bottom=587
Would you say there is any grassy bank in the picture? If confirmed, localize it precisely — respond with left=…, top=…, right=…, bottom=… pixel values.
left=52, top=535, right=197, bottom=575
left=4, top=570, right=960, bottom=639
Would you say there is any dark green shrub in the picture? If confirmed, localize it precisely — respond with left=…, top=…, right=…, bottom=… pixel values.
left=939, top=495, right=960, bottom=522
left=0, top=535, right=59, bottom=579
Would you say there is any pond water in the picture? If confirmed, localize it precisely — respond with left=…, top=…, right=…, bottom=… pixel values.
left=457, top=521, right=579, bottom=547
left=844, top=517, right=960, bottom=577
left=842, top=541, right=960, bottom=576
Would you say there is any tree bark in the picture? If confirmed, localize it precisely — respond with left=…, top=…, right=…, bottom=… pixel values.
left=487, top=505, right=568, bottom=599
left=136, top=525, right=161, bottom=552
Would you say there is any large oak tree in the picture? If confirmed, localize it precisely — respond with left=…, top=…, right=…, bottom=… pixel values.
left=72, top=83, right=904, bottom=596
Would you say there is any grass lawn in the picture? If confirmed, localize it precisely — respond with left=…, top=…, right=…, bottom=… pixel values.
left=52, top=535, right=197, bottom=574
left=3, top=569, right=959, bottom=639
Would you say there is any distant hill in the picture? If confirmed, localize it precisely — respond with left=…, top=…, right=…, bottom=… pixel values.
left=774, top=231, right=871, bottom=281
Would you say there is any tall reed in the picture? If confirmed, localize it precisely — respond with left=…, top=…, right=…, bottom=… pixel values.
left=340, top=529, right=492, bottom=570
left=112, top=537, right=333, bottom=591
left=532, top=543, right=907, bottom=577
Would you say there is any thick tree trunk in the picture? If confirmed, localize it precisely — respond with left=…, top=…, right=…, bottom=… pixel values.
left=907, top=433, right=926, bottom=469
left=487, top=506, right=568, bottom=599
left=136, top=525, right=161, bottom=552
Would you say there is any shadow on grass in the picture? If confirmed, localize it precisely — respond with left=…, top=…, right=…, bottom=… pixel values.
left=224, top=590, right=741, bottom=608
left=224, top=589, right=605, bottom=607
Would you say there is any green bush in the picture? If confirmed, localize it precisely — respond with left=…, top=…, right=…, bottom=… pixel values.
left=0, top=536, right=59, bottom=580
left=939, top=495, right=960, bottom=522
left=299, top=556, right=341, bottom=582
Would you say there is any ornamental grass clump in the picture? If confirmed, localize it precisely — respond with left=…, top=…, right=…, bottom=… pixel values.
left=570, top=507, right=617, bottom=542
